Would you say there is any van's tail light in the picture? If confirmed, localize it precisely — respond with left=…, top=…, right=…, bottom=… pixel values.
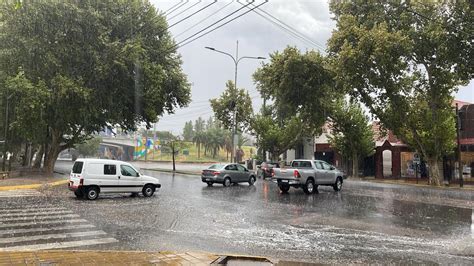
left=293, top=170, right=301, bottom=178
left=79, top=178, right=84, bottom=186
left=212, top=171, right=220, bottom=176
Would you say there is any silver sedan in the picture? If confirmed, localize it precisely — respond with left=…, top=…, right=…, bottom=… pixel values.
left=201, top=163, right=257, bottom=187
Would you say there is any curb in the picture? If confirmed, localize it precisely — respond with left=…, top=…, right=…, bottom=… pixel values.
left=365, top=179, right=474, bottom=191
left=142, top=168, right=201, bottom=176
left=0, top=179, right=68, bottom=191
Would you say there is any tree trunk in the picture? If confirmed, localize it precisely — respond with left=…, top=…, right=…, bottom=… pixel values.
left=43, top=131, right=62, bottom=175
left=197, top=144, right=201, bottom=159
left=352, top=150, right=359, bottom=178
left=172, top=146, right=176, bottom=172
left=33, top=145, right=44, bottom=168
left=427, top=157, right=441, bottom=186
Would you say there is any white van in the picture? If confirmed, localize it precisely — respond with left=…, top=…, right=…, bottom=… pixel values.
left=68, top=159, right=161, bottom=200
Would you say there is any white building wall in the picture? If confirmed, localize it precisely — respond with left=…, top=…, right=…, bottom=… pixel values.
left=286, top=149, right=295, bottom=164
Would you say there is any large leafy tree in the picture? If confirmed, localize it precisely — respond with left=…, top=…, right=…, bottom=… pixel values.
left=0, top=1, right=190, bottom=173
left=210, top=80, right=253, bottom=132
left=252, top=46, right=339, bottom=160
left=328, top=1, right=473, bottom=185
left=328, top=100, right=374, bottom=178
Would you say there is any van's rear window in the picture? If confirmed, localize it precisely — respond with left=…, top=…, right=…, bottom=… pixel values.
left=72, top=161, right=84, bottom=174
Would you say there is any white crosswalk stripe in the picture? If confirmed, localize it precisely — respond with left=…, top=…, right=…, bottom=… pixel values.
left=0, top=189, right=43, bottom=197
left=0, top=204, right=118, bottom=251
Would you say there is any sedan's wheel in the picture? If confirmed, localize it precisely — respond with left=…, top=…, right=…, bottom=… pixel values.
left=223, top=177, right=231, bottom=187
left=278, top=184, right=290, bottom=193
left=248, top=176, right=256, bottom=186
left=303, top=179, right=315, bottom=195
left=85, top=187, right=99, bottom=200
left=74, top=190, right=83, bottom=199
left=206, top=182, right=213, bottom=187
left=142, top=184, right=155, bottom=197
left=333, top=177, right=343, bottom=192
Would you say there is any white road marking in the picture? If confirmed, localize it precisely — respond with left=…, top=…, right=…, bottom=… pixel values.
left=0, top=238, right=119, bottom=251
left=0, top=214, right=80, bottom=222
left=0, top=189, right=42, bottom=197
left=0, top=219, right=88, bottom=228
left=0, top=230, right=107, bottom=244
left=2, top=210, right=74, bottom=217
left=0, top=224, right=96, bottom=236
left=0, top=207, right=67, bottom=213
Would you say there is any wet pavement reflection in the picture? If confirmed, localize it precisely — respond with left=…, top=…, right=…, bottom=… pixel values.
left=1, top=169, right=473, bottom=264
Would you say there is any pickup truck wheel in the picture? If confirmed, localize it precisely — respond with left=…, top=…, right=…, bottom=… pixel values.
left=333, top=177, right=343, bottom=192
left=278, top=184, right=290, bottom=193
left=206, top=182, right=213, bottom=187
left=303, top=179, right=315, bottom=194
left=223, top=177, right=231, bottom=187
left=248, top=176, right=256, bottom=186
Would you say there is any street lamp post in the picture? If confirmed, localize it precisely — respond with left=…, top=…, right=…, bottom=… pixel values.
left=2, top=93, right=13, bottom=172
left=205, top=41, right=265, bottom=163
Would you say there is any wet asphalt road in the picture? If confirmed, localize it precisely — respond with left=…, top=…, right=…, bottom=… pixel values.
left=1, top=163, right=473, bottom=264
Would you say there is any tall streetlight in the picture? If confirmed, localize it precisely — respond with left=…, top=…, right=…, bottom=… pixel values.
left=205, top=40, right=265, bottom=163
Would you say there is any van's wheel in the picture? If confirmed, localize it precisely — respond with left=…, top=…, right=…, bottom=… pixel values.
left=249, top=176, right=256, bottom=186
left=142, top=184, right=155, bottom=197
left=85, top=187, right=99, bottom=200
left=74, top=190, right=83, bottom=199
left=303, top=179, right=315, bottom=194
left=333, top=177, right=343, bottom=192
left=206, top=182, right=213, bottom=187
left=223, top=177, right=231, bottom=187
left=278, top=184, right=290, bottom=193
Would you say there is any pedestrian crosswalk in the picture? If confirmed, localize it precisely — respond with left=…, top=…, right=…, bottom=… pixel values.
left=0, top=189, right=43, bottom=198
left=0, top=204, right=118, bottom=251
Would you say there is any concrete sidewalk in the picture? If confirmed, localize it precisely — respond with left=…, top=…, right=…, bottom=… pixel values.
left=0, top=176, right=68, bottom=191
left=0, top=250, right=308, bottom=265
left=0, top=250, right=218, bottom=265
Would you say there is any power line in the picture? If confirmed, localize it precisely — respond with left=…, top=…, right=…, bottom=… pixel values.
left=165, top=0, right=189, bottom=16
left=174, top=0, right=256, bottom=48
left=174, top=0, right=235, bottom=38
left=177, top=0, right=269, bottom=48
left=238, top=0, right=326, bottom=52
left=168, top=0, right=218, bottom=29
left=163, top=0, right=183, bottom=15
left=168, top=0, right=202, bottom=21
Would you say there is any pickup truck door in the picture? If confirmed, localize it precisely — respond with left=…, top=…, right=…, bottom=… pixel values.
left=313, top=161, right=326, bottom=184
left=321, top=161, right=336, bottom=184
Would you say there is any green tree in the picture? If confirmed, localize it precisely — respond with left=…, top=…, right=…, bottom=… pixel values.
left=251, top=112, right=306, bottom=161
left=75, top=136, right=102, bottom=158
left=182, top=120, right=194, bottom=141
left=210, top=80, right=254, bottom=133
left=194, top=117, right=205, bottom=133
left=192, top=131, right=206, bottom=159
left=328, top=100, right=374, bottom=178
left=328, top=1, right=473, bottom=185
left=0, top=1, right=190, bottom=173
left=252, top=46, right=339, bottom=160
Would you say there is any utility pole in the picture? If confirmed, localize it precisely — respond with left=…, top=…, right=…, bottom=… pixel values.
left=205, top=41, right=265, bottom=163
left=2, top=94, right=11, bottom=172
left=456, top=103, right=463, bottom=187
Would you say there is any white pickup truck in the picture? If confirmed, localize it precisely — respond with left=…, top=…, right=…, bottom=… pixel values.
left=273, top=160, right=345, bottom=194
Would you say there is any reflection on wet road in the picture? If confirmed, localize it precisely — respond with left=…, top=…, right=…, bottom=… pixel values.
left=1, top=170, right=472, bottom=264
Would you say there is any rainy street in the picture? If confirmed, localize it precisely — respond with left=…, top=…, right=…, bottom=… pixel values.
left=0, top=162, right=472, bottom=264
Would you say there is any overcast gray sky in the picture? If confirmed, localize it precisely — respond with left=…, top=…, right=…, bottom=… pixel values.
left=151, top=0, right=473, bottom=134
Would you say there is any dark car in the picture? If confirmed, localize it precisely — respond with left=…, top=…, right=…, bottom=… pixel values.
left=257, top=162, right=280, bottom=179
left=201, top=163, right=257, bottom=187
